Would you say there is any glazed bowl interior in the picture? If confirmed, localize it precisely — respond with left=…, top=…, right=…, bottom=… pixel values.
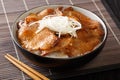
left=12, top=5, right=107, bottom=67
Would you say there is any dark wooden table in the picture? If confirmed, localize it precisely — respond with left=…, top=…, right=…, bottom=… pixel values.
left=0, top=0, right=120, bottom=80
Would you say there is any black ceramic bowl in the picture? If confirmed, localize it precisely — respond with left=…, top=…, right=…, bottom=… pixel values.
left=12, top=5, right=107, bottom=68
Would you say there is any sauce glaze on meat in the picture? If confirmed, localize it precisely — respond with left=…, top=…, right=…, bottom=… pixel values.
left=17, top=7, right=104, bottom=58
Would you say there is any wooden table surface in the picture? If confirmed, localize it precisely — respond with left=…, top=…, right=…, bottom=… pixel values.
left=0, top=0, right=120, bottom=79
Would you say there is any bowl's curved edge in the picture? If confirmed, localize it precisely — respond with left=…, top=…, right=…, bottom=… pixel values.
left=11, top=5, right=108, bottom=68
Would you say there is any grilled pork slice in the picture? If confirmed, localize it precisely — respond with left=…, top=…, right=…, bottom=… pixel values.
left=18, top=23, right=38, bottom=45
left=37, top=8, right=54, bottom=20
left=33, top=28, right=58, bottom=50
left=18, top=24, right=58, bottom=51
left=41, top=36, right=72, bottom=56
left=25, top=13, right=39, bottom=24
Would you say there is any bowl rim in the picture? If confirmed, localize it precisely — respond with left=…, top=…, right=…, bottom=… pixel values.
left=12, top=4, right=108, bottom=60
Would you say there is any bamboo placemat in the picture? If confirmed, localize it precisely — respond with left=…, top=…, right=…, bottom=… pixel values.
left=0, top=0, right=120, bottom=79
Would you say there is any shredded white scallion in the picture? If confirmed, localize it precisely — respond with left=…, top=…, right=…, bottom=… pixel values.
left=29, top=15, right=82, bottom=37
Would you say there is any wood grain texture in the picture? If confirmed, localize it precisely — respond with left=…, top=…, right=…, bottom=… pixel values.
left=0, top=0, right=120, bottom=79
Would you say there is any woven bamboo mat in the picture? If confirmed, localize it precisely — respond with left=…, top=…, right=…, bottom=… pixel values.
left=0, top=0, right=120, bottom=79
